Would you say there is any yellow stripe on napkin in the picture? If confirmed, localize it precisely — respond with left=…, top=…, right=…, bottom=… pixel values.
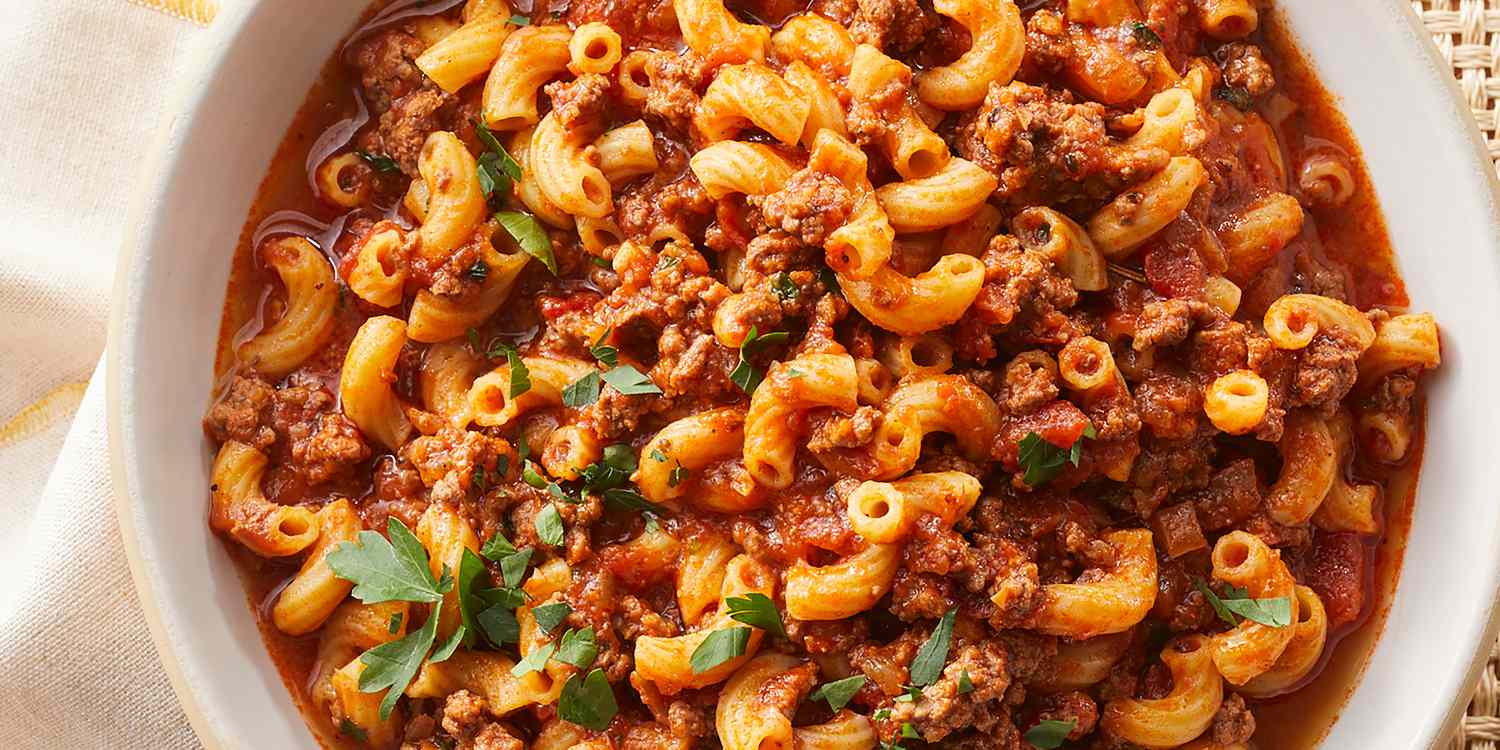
left=127, top=0, right=217, bottom=25
left=0, top=382, right=89, bottom=448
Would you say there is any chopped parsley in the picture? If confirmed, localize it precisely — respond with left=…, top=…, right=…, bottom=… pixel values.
left=339, top=718, right=370, bottom=743
left=535, top=504, right=565, bottom=546
left=531, top=602, right=572, bottom=634
left=1024, top=719, right=1076, bottom=749
left=473, top=119, right=522, bottom=201
left=1016, top=424, right=1095, bottom=487
left=495, top=210, right=557, bottom=275
left=724, top=592, right=787, bottom=638
left=1130, top=21, right=1162, bottom=49
left=1214, top=85, right=1255, bottom=111
left=601, top=364, right=662, bottom=395
left=602, top=488, right=665, bottom=515
left=357, top=603, right=440, bottom=719
left=327, top=518, right=452, bottom=604
left=555, top=627, right=599, bottom=668
left=729, top=326, right=790, bottom=394
left=957, top=670, right=974, bottom=694
left=773, top=272, right=799, bottom=301
left=387, top=613, right=403, bottom=635
left=562, top=371, right=602, bottom=408
left=1195, top=579, right=1294, bottom=628
left=689, top=627, right=753, bottom=673
left=559, top=668, right=618, bottom=731
left=590, top=329, right=619, bottom=366
left=507, top=13, right=530, bottom=25
left=668, top=464, right=688, bottom=487
left=908, top=607, right=955, bottom=687
left=355, top=151, right=400, bottom=174
left=809, top=675, right=866, bottom=712
left=511, top=641, right=557, bottom=677
left=429, top=624, right=466, bottom=663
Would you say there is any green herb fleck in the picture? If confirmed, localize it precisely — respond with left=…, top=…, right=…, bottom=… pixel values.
left=809, top=675, right=866, bottom=712
left=909, top=607, right=956, bottom=687
left=689, top=627, right=752, bottom=673
left=729, top=326, right=790, bottom=394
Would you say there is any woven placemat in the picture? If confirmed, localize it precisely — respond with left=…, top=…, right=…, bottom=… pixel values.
left=1412, top=6, right=1500, bottom=747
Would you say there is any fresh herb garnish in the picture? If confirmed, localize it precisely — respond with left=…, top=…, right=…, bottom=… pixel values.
left=387, top=613, right=403, bottom=635
left=909, top=607, right=956, bottom=687
left=957, top=670, right=974, bottom=694
left=773, top=272, right=799, bottom=301
left=689, top=627, right=753, bottom=673
left=475, top=586, right=527, bottom=609
left=820, top=268, right=841, bottom=294
left=357, top=606, right=440, bottom=719
left=535, top=504, right=565, bottom=546
left=577, top=444, right=635, bottom=490
left=1016, top=424, right=1094, bottom=487
left=668, top=464, right=688, bottom=487
left=430, top=624, right=466, bottom=663
left=531, top=602, right=572, bottom=634
left=507, top=13, right=530, bottom=25
left=1195, top=579, right=1294, bottom=628
left=496, top=210, right=557, bottom=275
left=729, top=326, right=790, bottom=394
left=555, top=627, right=599, bottom=668
left=809, top=675, right=866, bottom=712
left=1214, top=85, right=1254, bottom=111
left=562, top=371, right=602, bottom=408
left=467, top=259, right=490, bottom=282
left=724, top=592, right=787, bottom=639
left=478, top=601, right=520, bottom=645
left=355, top=151, right=400, bottom=174
left=1130, top=21, right=1162, bottom=49
left=455, top=548, right=487, bottom=646
left=602, top=488, right=665, bottom=515
left=473, top=119, right=522, bottom=201
left=894, top=685, right=922, bottom=703
left=650, top=449, right=669, bottom=462
left=486, top=342, right=530, bottom=398
left=601, top=364, right=662, bottom=395
left=590, top=329, right=619, bottom=366
left=559, top=668, right=618, bottom=731
left=899, top=723, right=921, bottom=740
left=1024, top=719, right=1076, bottom=749
left=328, top=518, right=451, bottom=604
left=339, top=718, right=370, bottom=743
left=511, top=641, right=557, bottom=677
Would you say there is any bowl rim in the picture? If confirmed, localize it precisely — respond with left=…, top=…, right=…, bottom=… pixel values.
left=105, top=1, right=1500, bottom=748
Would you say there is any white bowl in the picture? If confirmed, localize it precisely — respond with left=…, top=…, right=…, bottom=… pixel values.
left=108, top=1, right=1500, bottom=747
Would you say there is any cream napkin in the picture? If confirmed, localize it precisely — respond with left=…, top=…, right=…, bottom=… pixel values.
left=0, top=2, right=203, bottom=747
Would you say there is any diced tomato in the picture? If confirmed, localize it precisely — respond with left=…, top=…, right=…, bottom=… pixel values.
left=1144, top=238, right=1207, bottom=300
left=1304, top=531, right=1367, bottom=628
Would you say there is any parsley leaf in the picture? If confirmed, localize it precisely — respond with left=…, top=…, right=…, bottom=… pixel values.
left=475, top=586, right=527, bottom=609
left=480, top=532, right=518, bottom=561
left=477, top=603, right=520, bottom=646
left=601, top=364, right=662, bottom=395
left=387, top=613, right=403, bottom=635
left=1214, top=85, right=1254, bottom=111
left=536, top=504, right=565, bottom=546
left=531, top=602, right=572, bottom=634
left=729, top=326, right=790, bottom=394
left=430, top=624, right=466, bottom=663
left=496, top=210, right=557, bottom=275
left=809, top=675, right=866, bottom=712
left=562, top=371, right=603, bottom=408
left=690, top=627, right=753, bottom=673
left=560, top=668, right=618, bottom=731
left=1024, top=719, right=1076, bottom=749
left=358, top=607, right=440, bottom=719
left=508, top=13, right=530, bottom=25
left=355, top=151, right=400, bottom=174
left=957, top=670, right=974, bottom=694
left=590, top=328, right=619, bottom=366
left=894, top=685, right=922, bottom=702
left=339, top=718, right=370, bottom=743
left=1016, top=427, right=1092, bottom=487
left=900, top=723, right=922, bottom=740
left=455, top=548, right=487, bottom=647
left=498, top=547, right=533, bottom=588
left=484, top=343, right=530, bottom=398
left=669, top=464, right=688, bottom=487
left=724, top=593, right=787, bottom=638
left=602, top=488, right=666, bottom=515
left=909, top=607, right=956, bottom=687
left=650, top=449, right=669, bottom=462
left=474, top=121, right=522, bottom=181
left=1195, top=579, right=1294, bottom=628
left=579, top=444, right=635, bottom=490
left=555, top=627, right=599, bottom=668
left=328, top=518, right=450, bottom=604
left=523, top=463, right=548, bottom=488
left=1130, top=21, right=1161, bottom=49
left=773, top=272, right=799, bottom=301
left=511, top=641, right=558, bottom=677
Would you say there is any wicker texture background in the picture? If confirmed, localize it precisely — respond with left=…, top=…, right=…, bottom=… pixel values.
left=1415, top=4, right=1500, bottom=745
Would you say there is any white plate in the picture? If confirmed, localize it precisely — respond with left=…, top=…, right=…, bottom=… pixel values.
left=107, top=1, right=1500, bottom=747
